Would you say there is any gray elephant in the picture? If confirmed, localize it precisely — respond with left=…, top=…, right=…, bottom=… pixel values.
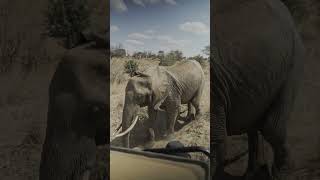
left=119, top=60, right=205, bottom=148
left=39, top=43, right=108, bottom=180
left=211, top=0, right=305, bottom=179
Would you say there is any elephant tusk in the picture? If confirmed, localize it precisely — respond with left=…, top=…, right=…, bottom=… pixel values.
left=154, top=102, right=166, bottom=112
left=179, top=109, right=187, bottom=114
left=112, top=123, right=122, bottom=137
left=113, top=116, right=139, bottom=138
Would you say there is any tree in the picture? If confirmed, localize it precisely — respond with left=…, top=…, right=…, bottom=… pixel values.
left=173, top=50, right=183, bottom=60
left=202, top=45, right=210, bottom=56
left=158, top=50, right=165, bottom=60
left=160, top=50, right=183, bottom=66
left=111, top=48, right=126, bottom=58
left=133, top=52, right=143, bottom=59
left=190, top=54, right=206, bottom=67
left=115, top=43, right=123, bottom=50
left=45, top=0, right=91, bottom=48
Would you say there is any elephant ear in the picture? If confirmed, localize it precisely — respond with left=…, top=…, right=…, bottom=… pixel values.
left=151, top=67, right=169, bottom=111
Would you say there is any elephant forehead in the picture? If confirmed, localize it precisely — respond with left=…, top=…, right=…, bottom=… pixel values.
left=128, top=77, right=150, bottom=87
left=59, top=50, right=108, bottom=105
left=126, top=78, right=151, bottom=94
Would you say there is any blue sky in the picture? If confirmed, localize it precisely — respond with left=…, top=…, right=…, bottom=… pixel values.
left=110, top=0, right=210, bottom=57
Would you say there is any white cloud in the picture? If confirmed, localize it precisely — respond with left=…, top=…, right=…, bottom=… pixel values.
left=179, top=21, right=209, bottom=35
left=147, top=0, right=161, bottom=4
left=125, top=39, right=145, bottom=46
left=132, top=0, right=175, bottom=7
left=145, top=29, right=155, bottom=34
left=110, top=25, right=119, bottom=32
left=133, top=0, right=145, bottom=7
left=110, top=0, right=176, bottom=12
left=128, top=33, right=152, bottom=40
left=110, top=0, right=127, bottom=12
left=164, top=0, right=177, bottom=5
left=156, top=35, right=189, bottom=48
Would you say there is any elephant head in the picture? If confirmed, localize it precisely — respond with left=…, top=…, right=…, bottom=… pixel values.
left=39, top=46, right=108, bottom=180
left=119, top=67, right=170, bottom=148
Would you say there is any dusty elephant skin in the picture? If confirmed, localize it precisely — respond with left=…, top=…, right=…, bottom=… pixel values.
left=39, top=44, right=108, bottom=180
left=120, top=60, right=205, bottom=148
left=212, top=0, right=305, bottom=179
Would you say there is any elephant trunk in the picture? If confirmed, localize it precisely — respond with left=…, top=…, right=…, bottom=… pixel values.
left=121, top=102, right=139, bottom=148
left=39, top=135, right=96, bottom=180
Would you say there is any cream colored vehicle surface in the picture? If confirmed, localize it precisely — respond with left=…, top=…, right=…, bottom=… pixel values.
left=110, top=147, right=209, bottom=180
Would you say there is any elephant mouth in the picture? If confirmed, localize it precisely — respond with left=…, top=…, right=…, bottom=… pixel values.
left=112, top=116, right=140, bottom=139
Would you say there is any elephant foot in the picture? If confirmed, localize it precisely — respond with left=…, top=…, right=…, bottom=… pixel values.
left=145, top=128, right=156, bottom=148
left=195, top=112, right=202, bottom=120
left=186, top=114, right=196, bottom=121
left=148, top=128, right=155, bottom=142
left=145, top=141, right=155, bottom=149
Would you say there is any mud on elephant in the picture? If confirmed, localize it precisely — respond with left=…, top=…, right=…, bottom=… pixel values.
left=115, top=60, right=205, bottom=148
left=211, top=0, right=305, bottom=179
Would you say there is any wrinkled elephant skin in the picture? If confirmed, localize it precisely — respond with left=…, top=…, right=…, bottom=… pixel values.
left=212, top=0, right=305, bottom=179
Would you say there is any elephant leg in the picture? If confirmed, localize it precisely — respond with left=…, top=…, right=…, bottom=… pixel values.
left=261, top=88, right=294, bottom=180
left=165, top=99, right=181, bottom=136
left=211, top=105, right=228, bottom=179
left=145, top=128, right=155, bottom=148
left=148, top=107, right=158, bottom=142
left=191, top=90, right=202, bottom=119
left=187, top=102, right=196, bottom=121
left=245, top=131, right=265, bottom=180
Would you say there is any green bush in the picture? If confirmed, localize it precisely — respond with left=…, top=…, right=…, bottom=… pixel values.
left=45, top=0, right=90, bottom=48
left=124, top=60, right=139, bottom=77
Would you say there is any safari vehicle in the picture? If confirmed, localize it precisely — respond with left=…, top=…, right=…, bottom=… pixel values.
left=110, top=142, right=210, bottom=180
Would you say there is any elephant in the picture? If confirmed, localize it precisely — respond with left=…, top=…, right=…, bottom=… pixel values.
left=211, top=0, right=305, bottom=179
left=119, top=60, right=205, bottom=148
left=39, top=43, right=108, bottom=180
